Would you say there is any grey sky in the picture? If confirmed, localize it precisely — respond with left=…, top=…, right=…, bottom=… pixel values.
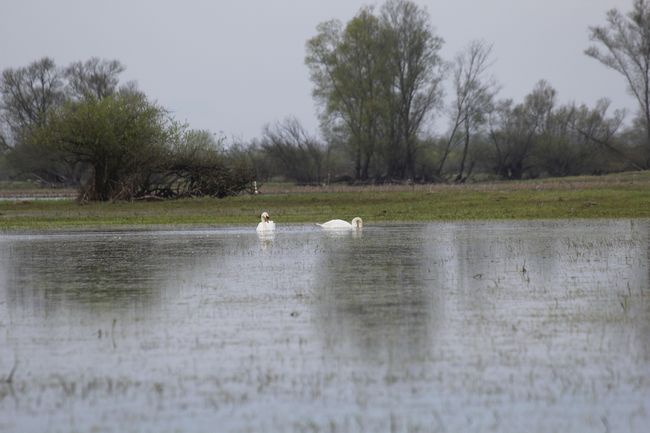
left=0, top=0, right=635, bottom=141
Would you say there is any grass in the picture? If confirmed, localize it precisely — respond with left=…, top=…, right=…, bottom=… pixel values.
left=1, top=171, right=649, bottom=231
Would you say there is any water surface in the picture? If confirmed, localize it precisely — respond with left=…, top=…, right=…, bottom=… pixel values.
left=0, top=220, right=649, bottom=432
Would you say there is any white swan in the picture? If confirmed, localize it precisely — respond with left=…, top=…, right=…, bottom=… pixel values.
left=317, top=217, right=363, bottom=230
left=256, top=211, right=276, bottom=232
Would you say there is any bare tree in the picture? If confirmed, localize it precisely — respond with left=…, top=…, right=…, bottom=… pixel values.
left=65, top=57, right=125, bottom=100
left=165, top=129, right=253, bottom=199
left=0, top=57, right=65, bottom=143
left=488, top=81, right=556, bottom=179
left=568, top=100, right=640, bottom=170
left=262, top=117, right=326, bottom=184
left=586, top=0, right=650, bottom=166
left=437, top=40, right=498, bottom=182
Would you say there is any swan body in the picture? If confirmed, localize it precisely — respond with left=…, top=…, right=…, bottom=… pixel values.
left=317, top=217, right=363, bottom=230
left=256, top=211, right=276, bottom=232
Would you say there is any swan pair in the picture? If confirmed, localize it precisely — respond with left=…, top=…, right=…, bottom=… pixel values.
left=256, top=212, right=363, bottom=231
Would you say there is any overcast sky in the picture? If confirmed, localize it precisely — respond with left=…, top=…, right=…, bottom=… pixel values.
left=0, top=0, right=637, bottom=141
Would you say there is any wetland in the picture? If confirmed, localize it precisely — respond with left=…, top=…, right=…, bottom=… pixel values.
left=0, top=220, right=649, bottom=432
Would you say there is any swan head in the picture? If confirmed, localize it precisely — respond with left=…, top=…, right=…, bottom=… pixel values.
left=261, top=211, right=270, bottom=222
left=351, top=217, right=363, bottom=229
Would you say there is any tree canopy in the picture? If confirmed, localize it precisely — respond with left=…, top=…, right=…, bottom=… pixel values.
left=29, top=90, right=174, bottom=200
left=306, top=0, right=444, bottom=181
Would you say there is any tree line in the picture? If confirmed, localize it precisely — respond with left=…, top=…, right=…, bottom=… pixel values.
left=297, top=0, right=649, bottom=183
left=1, top=0, right=650, bottom=200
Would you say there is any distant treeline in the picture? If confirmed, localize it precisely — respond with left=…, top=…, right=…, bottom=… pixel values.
left=1, top=0, right=650, bottom=200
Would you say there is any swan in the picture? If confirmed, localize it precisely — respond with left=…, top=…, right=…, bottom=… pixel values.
left=256, top=211, right=276, bottom=232
left=317, top=217, right=363, bottom=230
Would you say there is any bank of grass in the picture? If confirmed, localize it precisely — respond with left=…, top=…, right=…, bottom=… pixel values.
left=1, top=171, right=649, bottom=231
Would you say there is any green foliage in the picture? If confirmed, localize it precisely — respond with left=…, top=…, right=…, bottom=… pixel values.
left=1, top=57, right=127, bottom=185
left=29, top=90, right=173, bottom=200
left=305, top=0, right=444, bottom=181
left=1, top=57, right=254, bottom=201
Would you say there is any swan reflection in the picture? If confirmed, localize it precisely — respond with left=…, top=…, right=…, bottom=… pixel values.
left=257, top=231, right=275, bottom=250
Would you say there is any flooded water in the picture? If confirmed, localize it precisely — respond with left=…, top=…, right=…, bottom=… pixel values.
left=0, top=220, right=649, bottom=433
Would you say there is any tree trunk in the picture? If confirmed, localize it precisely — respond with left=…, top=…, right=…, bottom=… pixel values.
left=455, top=120, right=471, bottom=183
left=646, top=113, right=650, bottom=169
left=354, top=141, right=362, bottom=181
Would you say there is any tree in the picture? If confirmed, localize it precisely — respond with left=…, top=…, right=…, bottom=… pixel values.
left=227, top=139, right=275, bottom=183
left=29, top=89, right=175, bottom=200
left=488, top=81, right=556, bottom=179
left=305, top=0, right=444, bottom=181
left=438, top=40, right=498, bottom=182
left=166, top=129, right=254, bottom=198
left=65, top=57, right=125, bottom=100
left=0, top=124, right=9, bottom=154
left=381, top=0, right=445, bottom=180
left=586, top=0, right=650, bottom=167
left=0, top=58, right=68, bottom=183
left=0, top=57, right=65, bottom=145
left=261, top=117, right=327, bottom=184
left=0, top=124, right=11, bottom=180
left=568, top=100, right=637, bottom=171
left=1, top=57, right=130, bottom=184
left=306, top=9, right=386, bottom=180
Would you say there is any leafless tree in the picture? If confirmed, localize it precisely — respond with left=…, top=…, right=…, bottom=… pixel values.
left=586, top=0, right=650, bottom=166
left=64, top=57, right=125, bottom=100
left=0, top=57, right=65, bottom=144
left=568, top=100, right=640, bottom=170
left=262, top=117, right=327, bottom=184
left=488, top=81, right=555, bottom=179
left=437, top=40, right=498, bottom=182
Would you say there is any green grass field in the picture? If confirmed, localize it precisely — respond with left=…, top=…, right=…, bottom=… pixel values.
left=1, top=171, right=649, bottom=230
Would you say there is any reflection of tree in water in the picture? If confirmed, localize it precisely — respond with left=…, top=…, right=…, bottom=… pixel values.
left=312, top=226, right=444, bottom=364
left=311, top=220, right=650, bottom=364
left=447, top=220, right=650, bottom=362
left=630, top=220, right=650, bottom=361
left=1, top=232, right=245, bottom=318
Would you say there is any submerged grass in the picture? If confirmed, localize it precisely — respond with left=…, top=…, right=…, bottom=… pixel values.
left=1, top=171, right=649, bottom=230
